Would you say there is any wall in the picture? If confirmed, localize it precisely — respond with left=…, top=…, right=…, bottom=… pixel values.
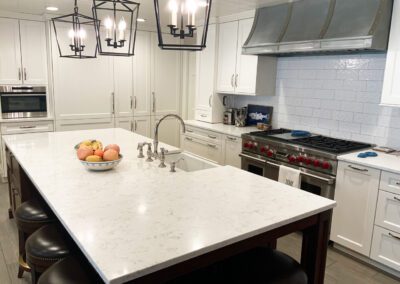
left=233, top=53, right=400, bottom=148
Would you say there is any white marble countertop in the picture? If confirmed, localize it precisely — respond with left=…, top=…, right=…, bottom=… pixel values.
left=3, top=129, right=335, bottom=284
left=338, top=150, right=400, bottom=174
left=185, top=120, right=258, bottom=137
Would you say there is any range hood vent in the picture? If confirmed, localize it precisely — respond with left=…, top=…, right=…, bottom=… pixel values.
left=243, top=0, right=393, bottom=55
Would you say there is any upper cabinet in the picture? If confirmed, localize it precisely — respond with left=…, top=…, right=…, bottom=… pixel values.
left=381, top=0, right=400, bottom=106
left=0, top=18, right=47, bottom=85
left=216, top=18, right=277, bottom=96
left=113, top=56, right=134, bottom=118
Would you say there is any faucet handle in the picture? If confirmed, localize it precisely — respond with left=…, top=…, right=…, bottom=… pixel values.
left=137, top=143, right=145, bottom=158
left=170, top=162, right=176, bottom=172
left=146, top=144, right=153, bottom=162
left=159, top=148, right=167, bottom=168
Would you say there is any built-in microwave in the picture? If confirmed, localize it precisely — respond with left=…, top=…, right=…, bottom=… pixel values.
left=0, top=86, right=47, bottom=119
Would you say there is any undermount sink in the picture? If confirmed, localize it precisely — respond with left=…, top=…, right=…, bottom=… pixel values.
left=164, top=151, right=218, bottom=172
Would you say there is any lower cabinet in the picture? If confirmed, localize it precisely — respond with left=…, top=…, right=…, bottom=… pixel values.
left=181, top=135, right=223, bottom=164
left=133, top=116, right=152, bottom=138
left=115, top=117, right=134, bottom=132
left=371, top=226, right=400, bottom=271
left=55, top=118, right=115, bottom=131
left=331, top=162, right=380, bottom=256
left=224, top=135, right=242, bottom=168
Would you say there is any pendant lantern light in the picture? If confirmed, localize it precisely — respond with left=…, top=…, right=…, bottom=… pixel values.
left=154, top=0, right=212, bottom=51
left=52, top=0, right=99, bottom=59
left=92, top=0, right=140, bottom=56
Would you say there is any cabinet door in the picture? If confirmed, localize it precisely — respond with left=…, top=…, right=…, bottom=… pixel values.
left=152, top=33, right=181, bottom=116
left=382, top=0, right=400, bottom=106
left=331, top=162, right=380, bottom=256
left=235, top=18, right=257, bottom=95
left=216, top=21, right=238, bottom=93
left=196, top=24, right=216, bottom=111
left=370, top=226, right=400, bottom=271
left=151, top=116, right=181, bottom=147
left=375, top=190, right=400, bottom=234
left=0, top=18, right=22, bottom=84
left=116, top=117, right=133, bottom=132
left=133, top=31, right=151, bottom=116
left=114, top=56, right=133, bottom=117
left=133, top=116, right=151, bottom=138
left=55, top=118, right=115, bottom=131
left=181, top=135, right=222, bottom=164
left=224, top=136, right=242, bottom=168
left=52, top=28, right=114, bottom=120
left=20, top=20, right=48, bottom=85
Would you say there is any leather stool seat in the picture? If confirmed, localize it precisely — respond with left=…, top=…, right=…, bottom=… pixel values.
left=38, top=256, right=95, bottom=284
left=26, top=224, right=70, bottom=283
left=172, top=248, right=307, bottom=284
left=15, top=200, right=53, bottom=234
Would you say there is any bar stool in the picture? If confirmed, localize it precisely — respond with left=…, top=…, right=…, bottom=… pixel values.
left=38, top=256, right=96, bottom=284
left=26, top=224, right=70, bottom=284
left=15, top=200, right=54, bottom=278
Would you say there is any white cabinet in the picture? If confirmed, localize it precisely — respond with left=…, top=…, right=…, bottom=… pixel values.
left=331, top=161, right=381, bottom=256
left=151, top=33, right=181, bottom=116
left=216, top=19, right=276, bottom=96
left=133, top=31, right=151, bottom=117
left=19, top=20, right=48, bottom=85
left=151, top=116, right=181, bottom=147
left=116, top=117, right=134, bottom=132
left=371, top=226, right=400, bottom=271
left=0, top=19, right=47, bottom=85
left=375, top=190, right=400, bottom=233
left=55, top=118, right=115, bottom=131
left=382, top=0, right=400, bottom=106
left=114, top=57, right=133, bottom=118
left=181, top=135, right=223, bottom=164
left=224, top=136, right=242, bottom=168
left=195, top=24, right=224, bottom=123
left=133, top=116, right=151, bottom=138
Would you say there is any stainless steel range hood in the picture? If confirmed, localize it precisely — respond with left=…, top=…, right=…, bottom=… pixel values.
left=242, top=0, right=393, bottom=55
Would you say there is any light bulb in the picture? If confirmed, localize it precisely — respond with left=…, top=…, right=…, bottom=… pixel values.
left=79, top=29, right=86, bottom=39
left=118, top=18, right=127, bottom=31
left=104, top=17, right=113, bottom=29
left=168, top=0, right=178, bottom=12
left=68, top=29, right=75, bottom=38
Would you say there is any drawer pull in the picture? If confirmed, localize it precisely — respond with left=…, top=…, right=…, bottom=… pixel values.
left=185, top=137, right=193, bottom=142
left=394, top=196, right=400, bottom=202
left=207, top=144, right=217, bottom=149
left=227, top=136, right=237, bottom=141
left=389, top=232, right=400, bottom=241
left=396, top=182, right=400, bottom=185
left=19, top=126, right=36, bottom=129
left=186, top=129, right=193, bottom=133
left=200, top=114, right=207, bottom=118
left=348, top=165, right=368, bottom=172
left=208, top=135, right=217, bottom=139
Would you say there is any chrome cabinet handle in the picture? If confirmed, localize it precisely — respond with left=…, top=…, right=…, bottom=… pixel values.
left=396, top=181, right=400, bottom=185
left=207, top=143, right=217, bottom=148
left=24, top=68, right=27, bottom=81
left=111, top=92, right=115, bottom=115
left=209, top=95, right=212, bottom=107
left=200, top=114, right=207, bottom=118
left=20, top=126, right=36, bottom=129
left=231, top=74, right=235, bottom=87
left=186, top=129, right=193, bottom=133
left=208, top=135, right=217, bottom=139
left=226, top=136, right=237, bottom=141
left=389, top=232, right=400, bottom=241
left=18, top=68, right=21, bottom=81
left=394, top=196, right=400, bottom=202
left=239, top=153, right=266, bottom=164
left=185, top=137, right=193, bottom=142
left=348, top=165, right=368, bottom=172
left=134, top=96, right=137, bottom=109
left=152, top=92, right=156, bottom=113
left=235, top=74, right=238, bottom=87
left=130, top=97, right=133, bottom=110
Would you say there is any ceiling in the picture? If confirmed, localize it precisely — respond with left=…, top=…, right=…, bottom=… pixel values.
left=0, top=0, right=293, bottom=20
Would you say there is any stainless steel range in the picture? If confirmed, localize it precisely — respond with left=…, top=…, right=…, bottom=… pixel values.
left=240, top=129, right=372, bottom=200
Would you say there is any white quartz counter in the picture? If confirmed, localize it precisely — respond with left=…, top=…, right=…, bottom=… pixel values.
left=338, top=150, right=400, bottom=174
left=3, top=129, right=335, bottom=284
left=185, top=120, right=258, bottom=137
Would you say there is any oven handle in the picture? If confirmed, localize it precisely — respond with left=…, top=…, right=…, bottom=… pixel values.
left=266, top=161, right=336, bottom=185
left=0, top=93, right=46, bottom=97
left=239, top=153, right=266, bottom=164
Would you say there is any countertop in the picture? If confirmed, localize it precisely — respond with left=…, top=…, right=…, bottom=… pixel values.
left=338, top=150, right=400, bottom=174
left=3, top=128, right=335, bottom=284
left=185, top=120, right=258, bottom=138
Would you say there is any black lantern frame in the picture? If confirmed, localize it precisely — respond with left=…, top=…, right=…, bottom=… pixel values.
left=52, top=0, right=99, bottom=59
left=154, top=0, right=212, bottom=51
left=92, top=0, right=140, bottom=57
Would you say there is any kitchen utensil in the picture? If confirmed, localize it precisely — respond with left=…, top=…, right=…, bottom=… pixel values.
left=223, top=109, right=235, bottom=125
left=234, top=107, right=247, bottom=127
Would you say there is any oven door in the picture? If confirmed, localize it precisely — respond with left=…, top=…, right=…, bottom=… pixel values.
left=1, top=94, right=47, bottom=119
left=240, top=153, right=268, bottom=177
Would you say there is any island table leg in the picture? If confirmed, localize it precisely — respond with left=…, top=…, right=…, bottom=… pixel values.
left=301, top=209, right=332, bottom=284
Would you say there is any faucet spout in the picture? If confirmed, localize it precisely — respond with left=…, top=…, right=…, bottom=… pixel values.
left=153, top=114, right=186, bottom=156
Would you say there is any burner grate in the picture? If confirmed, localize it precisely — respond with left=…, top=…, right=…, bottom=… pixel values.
left=292, top=136, right=372, bottom=154
left=249, top=128, right=292, bottom=137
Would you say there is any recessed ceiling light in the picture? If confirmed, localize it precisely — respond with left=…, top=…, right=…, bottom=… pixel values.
left=46, top=6, right=59, bottom=11
left=137, top=18, right=146, bottom=22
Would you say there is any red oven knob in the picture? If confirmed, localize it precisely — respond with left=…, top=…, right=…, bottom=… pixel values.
left=288, top=156, right=296, bottom=163
left=322, top=162, right=331, bottom=170
left=267, top=150, right=274, bottom=157
left=297, top=156, right=304, bottom=163
left=305, top=158, right=312, bottom=165
left=244, top=142, right=251, bottom=149
left=260, top=146, right=266, bottom=153
left=313, top=160, right=321, bottom=167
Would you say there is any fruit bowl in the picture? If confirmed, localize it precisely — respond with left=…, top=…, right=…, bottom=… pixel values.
left=80, top=154, right=123, bottom=171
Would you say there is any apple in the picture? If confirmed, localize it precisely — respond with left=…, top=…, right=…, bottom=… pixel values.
left=77, top=148, right=94, bottom=161
left=94, top=149, right=104, bottom=158
left=103, top=149, right=119, bottom=161
left=104, top=144, right=120, bottom=154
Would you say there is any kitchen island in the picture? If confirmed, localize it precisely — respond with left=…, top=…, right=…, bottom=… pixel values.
left=3, top=128, right=336, bottom=284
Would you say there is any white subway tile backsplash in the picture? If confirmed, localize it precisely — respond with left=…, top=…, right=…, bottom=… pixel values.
left=234, top=53, right=400, bottom=148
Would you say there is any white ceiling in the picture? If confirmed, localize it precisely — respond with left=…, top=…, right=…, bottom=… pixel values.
left=0, top=0, right=292, bottom=20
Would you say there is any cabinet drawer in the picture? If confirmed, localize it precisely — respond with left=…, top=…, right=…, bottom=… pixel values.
left=181, top=135, right=222, bottom=164
left=185, top=126, right=222, bottom=144
left=1, top=121, right=54, bottom=135
left=380, top=171, right=400, bottom=195
left=371, top=226, right=400, bottom=271
left=375, top=190, right=400, bottom=234
left=224, top=136, right=242, bottom=168
left=195, top=109, right=212, bottom=123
